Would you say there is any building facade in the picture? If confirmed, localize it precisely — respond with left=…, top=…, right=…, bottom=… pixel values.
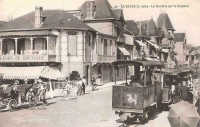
left=0, top=7, right=96, bottom=86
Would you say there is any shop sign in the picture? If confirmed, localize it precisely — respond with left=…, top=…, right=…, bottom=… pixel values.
left=0, top=55, right=49, bottom=62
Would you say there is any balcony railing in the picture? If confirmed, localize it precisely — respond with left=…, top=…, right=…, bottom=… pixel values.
left=93, top=55, right=116, bottom=62
left=0, top=50, right=56, bottom=56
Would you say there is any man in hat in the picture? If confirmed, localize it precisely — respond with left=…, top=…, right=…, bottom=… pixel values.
left=37, top=79, right=48, bottom=106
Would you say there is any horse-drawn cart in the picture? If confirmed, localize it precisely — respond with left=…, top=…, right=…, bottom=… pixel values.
left=0, top=83, right=41, bottom=112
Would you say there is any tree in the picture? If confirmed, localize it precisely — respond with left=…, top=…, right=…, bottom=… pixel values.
left=69, top=71, right=80, bottom=81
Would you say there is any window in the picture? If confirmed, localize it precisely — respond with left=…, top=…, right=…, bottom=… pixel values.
left=107, top=40, right=110, bottom=56
left=98, top=38, right=103, bottom=55
left=98, top=65, right=102, bottom=78
left=86, top=2, right=95, bottom=18
left=186, top=55, right=189, bottom=61
left=104, top=39, right=107, bottom=55
left=164, top=54, right=168, bottom=62
left=68, top=35, right=77, bottom=55
left=112, top=41, right=116, bottom=56
left=110, top=40, right=112, bottom=56
left=117, top=67, right=119, bottom=77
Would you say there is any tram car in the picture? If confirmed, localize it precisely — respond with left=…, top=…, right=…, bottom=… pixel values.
left=112, top=60, right=164, bottom=123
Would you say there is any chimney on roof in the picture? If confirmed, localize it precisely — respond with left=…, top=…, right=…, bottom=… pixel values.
left=35, top=6, right=43, bottom=28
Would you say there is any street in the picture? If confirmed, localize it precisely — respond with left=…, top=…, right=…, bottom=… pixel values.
left=0, top=85, right=171, bottom=127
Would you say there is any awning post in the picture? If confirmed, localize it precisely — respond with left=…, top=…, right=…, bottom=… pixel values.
left=144, top=66, right=147, bottom=87
left=114, top=66, right=116, bottom=85
left=125, top=66, right=127, bottom=85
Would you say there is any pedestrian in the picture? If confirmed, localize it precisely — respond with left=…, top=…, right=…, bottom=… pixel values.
left=46, top=79, right=54, bottom=99
left=81, top=76, right=86, bottom=95
left=32, top=79, right=38, bottom=94
left=180, top=81, right=189, bottom=101
left=37, top=79, right=48, bottom=106
left=77, top=77, right=83, bottom=96
left=187, top=84, right=193, bottom=103
left=170, top=85, right=180, bottom=104
left=91, top=77, right=96, bottom=91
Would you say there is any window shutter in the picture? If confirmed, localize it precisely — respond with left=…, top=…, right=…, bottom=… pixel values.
left=68, top=35, right=77, bottom=55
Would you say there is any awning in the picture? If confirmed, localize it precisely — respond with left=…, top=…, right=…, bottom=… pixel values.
left=40, top=66, right=65, bottom=80
left=0, top=66, right=65, bottom=80
left=117, top=46, right=130, bottom=56
left=135, top=40, right=146, bottom=47
left=112, top=60, right=164, bottom=66
left=161, top=49, right=169, bottom=53
left=155, top=68, right=182, bottom=75
left=144, top=57, right=159, bottom=61
left=146, top=40, right=159, bottom=49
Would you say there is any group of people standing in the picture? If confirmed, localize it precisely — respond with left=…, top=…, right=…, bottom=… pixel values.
left=11, top=79, right=48, bottom=107
left=169, top=81, right=194, bottom=104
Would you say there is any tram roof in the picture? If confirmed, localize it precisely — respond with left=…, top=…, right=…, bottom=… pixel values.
left=112, top=60, right=164, bottom=66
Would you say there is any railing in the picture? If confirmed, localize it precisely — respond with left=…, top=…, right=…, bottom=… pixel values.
left=1, top=50, right=56, bottom=55
left=93, top=55, right=116, bottom=62
left=117, top=36, right=125, bottom=43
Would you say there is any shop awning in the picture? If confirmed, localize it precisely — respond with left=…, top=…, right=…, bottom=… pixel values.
left=40, top=66, right=65, bottom=80
left=146, top=40, right=159, bottom=49
left=161, top=49, right=169, bottom=53
left=144, top=57, right=159, bottom=61
left=0, top=66, right=65, bottom=80
left=135, top=40, right=146, bottom=47
left=117, top=46, right=130, bottom=56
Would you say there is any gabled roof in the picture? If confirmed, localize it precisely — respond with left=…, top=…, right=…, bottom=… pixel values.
left=174, top=33, right=186, bottom=42
left=125, top=20, right=139, bottom=36
left=136, top=20, right=148, bottom=37
left=80, top=0, right=114, bottom=19
left=112, top=9, right=126, bottom=23
left=0, top=10, right=95, bottom=31
left=157, top=30, right=164, bottom=37
left=149, top=18, right=157, bottom=36
left=157, top=13, right=175, bottom=31
left=161, top=25, right=173, bottom=39
left=112, top=9, right=122, bottom=20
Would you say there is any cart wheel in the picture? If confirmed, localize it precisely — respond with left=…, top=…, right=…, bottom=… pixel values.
left=8, top=99, right=17, bottom=112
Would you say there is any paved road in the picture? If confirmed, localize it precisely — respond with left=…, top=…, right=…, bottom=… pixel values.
left=0, top=86, right=171, bottom=127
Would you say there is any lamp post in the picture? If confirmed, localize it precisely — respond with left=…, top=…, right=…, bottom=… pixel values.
left=67, top=53, right=71, bottom=77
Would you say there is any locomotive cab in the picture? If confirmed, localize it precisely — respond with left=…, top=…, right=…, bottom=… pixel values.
left=112, top=60, right=163, bottom=123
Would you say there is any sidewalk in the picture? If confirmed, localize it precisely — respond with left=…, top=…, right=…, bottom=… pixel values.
left=96, top=80, right=130, bottom=90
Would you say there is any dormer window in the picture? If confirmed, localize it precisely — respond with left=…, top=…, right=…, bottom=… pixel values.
left=86, top=1, right=96, bottom=19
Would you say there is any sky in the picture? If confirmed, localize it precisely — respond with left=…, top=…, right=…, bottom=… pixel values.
left=0, top=0, right=199, bottom=46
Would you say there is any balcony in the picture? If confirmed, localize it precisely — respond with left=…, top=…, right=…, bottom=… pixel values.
left=117, top=36, right=125, bottom=43
left=93, top=55, right=116, bottom=63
